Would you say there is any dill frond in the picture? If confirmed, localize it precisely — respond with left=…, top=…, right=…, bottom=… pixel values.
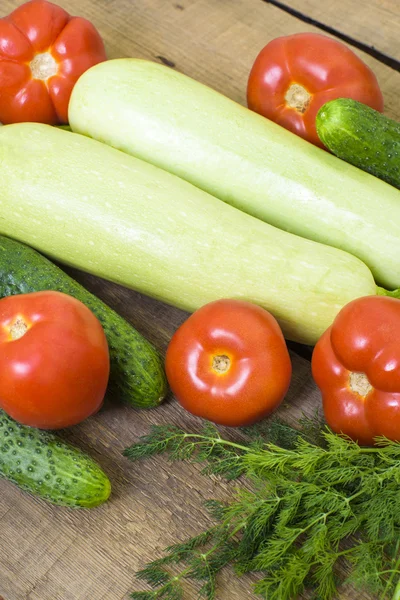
left=125, top=420, right=400, bottom=600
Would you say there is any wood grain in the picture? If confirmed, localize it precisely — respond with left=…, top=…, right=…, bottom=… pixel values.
left=272, top=0, right=400, bottom=63
left=3, top=0, right=399, bottom=115
left=0, top=1, right=399, bottom=599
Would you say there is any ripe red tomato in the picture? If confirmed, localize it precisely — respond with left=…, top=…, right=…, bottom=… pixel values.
left=247, top=33, right=384, bottom=148
left=165, top=299, right=292, bottom=427
left=0, top=0, right=106, bottom=124
left=312, top=296, right=400, bottom=445
left=0, top=291, right=110, bottom=429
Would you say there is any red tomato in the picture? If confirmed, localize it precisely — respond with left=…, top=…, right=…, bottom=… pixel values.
left=165, top=299, right=292, bottom=427
left=0, top=0, right=106, bottom=124
left=0, top=291, right=109, bottom=429
left=247, top=33, right=384, bottom=148
left=312, top=296, right=400, bottom=445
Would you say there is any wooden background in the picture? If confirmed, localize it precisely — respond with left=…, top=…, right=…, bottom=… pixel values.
left=1, top=1, right=400, bottom=599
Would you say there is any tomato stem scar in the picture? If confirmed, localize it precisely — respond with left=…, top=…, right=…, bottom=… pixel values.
left=10, top=318, right=28, bottom=340
left=212, top=354, right=231, bottom=374
left=285, top=83, right=311, bottom=114
left=30, top=52, right=58, bottom=81
left=349, top=372, right=373, bottom=397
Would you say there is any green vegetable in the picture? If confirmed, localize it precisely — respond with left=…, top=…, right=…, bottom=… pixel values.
left=316, top=98, right=400, bottom=190
left=124, top=421, right=400, bottom=600
left=0, top=122, right=388, bottom=346
left=68, top=58, right=400, bottom=291
left=0, top=235, right=167, bottom=409
left=0, top=410, right=111, bottom=508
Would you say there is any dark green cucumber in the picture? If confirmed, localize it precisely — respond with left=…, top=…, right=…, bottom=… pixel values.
left=0, top=235, right=167, bottom=409
left=0, top=410, right=110, bottom=508
left=316, top=98, right=400, bottom=189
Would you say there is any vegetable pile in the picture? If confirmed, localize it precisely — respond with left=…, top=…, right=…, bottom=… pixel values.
left=1, top=2, right=400, bottom=599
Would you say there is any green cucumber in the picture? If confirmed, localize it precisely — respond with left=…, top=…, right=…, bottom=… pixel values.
left=316, top=98, right=400, bottom=189
left=0, top=122, right=382, bottom=345
left=0, top=235, right=167, bottom=409
left=68, top=58, right=400, bottom=291
left=0, top=410, right=111, bottom=508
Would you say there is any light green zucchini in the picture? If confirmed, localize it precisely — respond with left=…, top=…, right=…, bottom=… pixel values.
left=0, top=122, right=381, bottom=345
left=68, top=58, right=400, bottom=291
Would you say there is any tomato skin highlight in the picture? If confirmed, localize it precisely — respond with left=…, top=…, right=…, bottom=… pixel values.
left=165, top=299, right=292, bottom=427
left=0, top=0, right=106, bottom=124
left=247, top=33, right=384, bottom=148
left=0, top=291, right=110, bottom=429
left=312, top=296, right=400, bottom=445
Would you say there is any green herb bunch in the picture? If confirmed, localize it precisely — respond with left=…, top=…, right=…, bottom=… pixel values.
left=124, top=420, right=400, bottom=600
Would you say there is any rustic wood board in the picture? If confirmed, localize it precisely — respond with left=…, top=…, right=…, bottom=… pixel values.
left=274, top=0, right=400, bottom=63
left=0, top=1, right=400, bottom=599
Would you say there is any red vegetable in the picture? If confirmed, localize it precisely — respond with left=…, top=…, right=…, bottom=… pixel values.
left=312, top=296, right=400, bottom=445
left=0, top=290, right=109, bottom=429
left=165, top=299, right=292, bottom=427
left=0, top=0, right=106, bottom=124
left=247, top=33, right=384, bottom=148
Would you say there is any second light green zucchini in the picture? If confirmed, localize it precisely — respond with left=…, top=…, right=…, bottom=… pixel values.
left=0, top=122, right=383, bottom=346
left=69, top=58, right=400, bottom=290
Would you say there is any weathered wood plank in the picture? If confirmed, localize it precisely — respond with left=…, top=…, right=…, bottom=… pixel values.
left=3, top=0, right=399, bottom=116
left=272, top=0, right=400, bottom=64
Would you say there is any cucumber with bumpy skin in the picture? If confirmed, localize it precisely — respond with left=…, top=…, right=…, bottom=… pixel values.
left=0, top=235, right=167, bottom=409
left=316, top=98, right=400, bottom=189
left=0, top=410, right=111, bottom=508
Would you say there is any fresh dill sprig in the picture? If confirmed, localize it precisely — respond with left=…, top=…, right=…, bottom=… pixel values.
left=124, top=422, right=248, bottom=480
left=124, top=421, right=400, bottom=600
left=240, top=411, right=326, bottom=449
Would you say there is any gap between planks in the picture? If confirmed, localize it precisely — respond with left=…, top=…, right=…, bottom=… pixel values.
left=262, top=0, right=400, bottom=71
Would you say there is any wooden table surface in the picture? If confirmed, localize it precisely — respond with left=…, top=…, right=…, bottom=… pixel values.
left=1, top=1, right=400, bottom=599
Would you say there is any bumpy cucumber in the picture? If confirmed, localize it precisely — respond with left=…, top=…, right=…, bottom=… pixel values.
left=0, top=235, right=167, bottom=409
left=316, top=98, right=400, bottom=189
left=0, top=410, right=111, bottom=508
